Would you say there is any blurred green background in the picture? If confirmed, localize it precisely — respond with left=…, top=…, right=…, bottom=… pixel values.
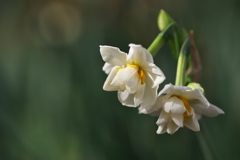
left=0, top=0, right=239, bottom=159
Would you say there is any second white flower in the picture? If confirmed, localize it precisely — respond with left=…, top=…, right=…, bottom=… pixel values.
left=100, top=44, right=165, bottom=109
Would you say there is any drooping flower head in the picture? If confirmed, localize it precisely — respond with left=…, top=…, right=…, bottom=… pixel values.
left=100, top=44, right=165, bottom=109
left=139, top=83, right=224, bottom=134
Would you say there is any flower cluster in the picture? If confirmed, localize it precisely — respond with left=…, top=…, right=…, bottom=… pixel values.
left=99, top=10, right=224, bottom=134
left=100, top=44, right=224, bottom=134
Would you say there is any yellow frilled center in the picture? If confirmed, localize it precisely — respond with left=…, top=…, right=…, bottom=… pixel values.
left=127, top=64, right=146, bottom=84
left=177, top=96, right=193, bottom=120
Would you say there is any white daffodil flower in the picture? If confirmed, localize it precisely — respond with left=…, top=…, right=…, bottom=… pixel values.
left=139, top=83, right=224, bottom=134
left=100, top=44, right=165, bottom=108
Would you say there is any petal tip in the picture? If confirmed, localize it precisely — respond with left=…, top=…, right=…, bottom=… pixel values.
left=129, top=43, right=142, bottom=48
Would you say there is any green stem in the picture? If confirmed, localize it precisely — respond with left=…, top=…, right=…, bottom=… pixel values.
left=148, top=23, right=175, bottom=57
left=173, top=30, right=180, bottom=59
left=175, top=38, right=189, bottom=86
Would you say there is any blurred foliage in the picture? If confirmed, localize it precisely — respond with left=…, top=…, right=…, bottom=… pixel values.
left=0, top=0, right=239, bottom=159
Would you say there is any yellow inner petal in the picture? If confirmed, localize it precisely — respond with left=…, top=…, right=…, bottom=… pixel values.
left=178, top=96, right=192, bottom=120
left=138, top=69, right=146, bottom=84
left=126, top=64, right=139, bottom=70
left=127, top=64, right=146, bottom=84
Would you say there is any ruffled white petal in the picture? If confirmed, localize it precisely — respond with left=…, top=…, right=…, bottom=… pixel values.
left=140, top=81, right=158, bottom=110
left=139, top=104, right=162, bottom=116
left=183, top=89, right=210, bottom=108
left=127, top=44, right=153, bottom=65
left=190, top=102, right=224, bottom=118
left=145, top=63, right=164, bottom=76
left=156, top=110, right=170, bottom=125
left=146, top=74, right=165, bottom=90
left=163, top=96, right=185, bottom=114
left=147, top=86, right=173, bottom=113
left=157, top=124, right=167, bottom=134
left=184, top=114, right=200, bottom=131
left=171, top=113, right=184, bottom=127
left=140, top=93, right=170, bottom=115
left=171, top=97, right=186, bottom=114
left=125, top=71, right=140, bottom=94
left=163, top=100, right=172, bottom=113
left=158, top=83, right=175, bottom=96
left=118, top=90, right=129, bottom=101
left=102, top=63, right=114, bottom=74
left=166, top=84, right=191, bottom=96
left=144, top=63, right=165, bottom=87
left=202, top=104, right=224, bottom=117
left=167, top=121, right=179, bottom=134
left=134, top=83, right=145, bottom=106
left=155, top=94, right=171, bottom=109
left=138, top=106, right=148, bottom=114
left=103, top=66, right=120, bottom=91
left=117, top=67, right=136, bottom=83
left=147, top=73, right=165, bottom=88
left=100, top=46, right=127, bottom=67
left=118, top=90, right=136, bottom=107
left=110, top=72, right=125, bottom=90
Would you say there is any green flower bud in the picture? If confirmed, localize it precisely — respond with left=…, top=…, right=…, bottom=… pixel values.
left=187, top=82, right=204, bottom=93
left=158, top=10, right=175, bottom=31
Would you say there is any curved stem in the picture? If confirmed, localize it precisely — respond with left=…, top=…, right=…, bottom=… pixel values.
left=148, top=23, right=175, bottom=56
left=175, top=38, right=189, bottom=86
left=173, top=31, right=180, bottom=59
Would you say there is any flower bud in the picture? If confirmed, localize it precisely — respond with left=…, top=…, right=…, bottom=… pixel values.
left=158, top=10, right=175, bottom=31
left=187, top=82, right=204, bottom=93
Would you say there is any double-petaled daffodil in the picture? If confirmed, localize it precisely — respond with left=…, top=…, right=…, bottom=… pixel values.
left=139, top=83, right=224, bottom=134
left=100, top=44, right=165, bottom=108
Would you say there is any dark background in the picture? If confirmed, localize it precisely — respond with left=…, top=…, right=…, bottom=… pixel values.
left=0, top=0, right=239, bottom=159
